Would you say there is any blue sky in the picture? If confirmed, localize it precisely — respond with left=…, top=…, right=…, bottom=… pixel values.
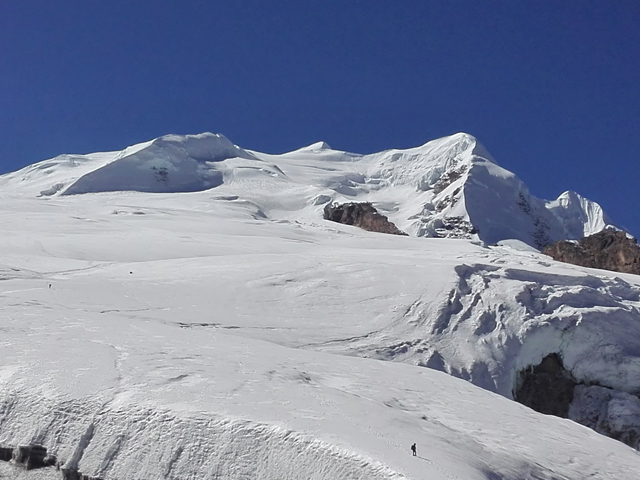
left=2, top=1, right=639, bottom=236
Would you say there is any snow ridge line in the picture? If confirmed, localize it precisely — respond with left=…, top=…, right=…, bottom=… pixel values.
left=0, top=390, right=410, bottom=480
left=63, top=421, right=95, bottom=470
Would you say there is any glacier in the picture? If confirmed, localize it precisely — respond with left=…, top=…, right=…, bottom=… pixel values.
left=0, top=132, right=638, bottom=479
left=0, top=132, right=620, bottom=248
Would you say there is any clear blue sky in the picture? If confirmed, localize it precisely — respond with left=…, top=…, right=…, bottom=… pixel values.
left=2, top=1, right=639, bottom=236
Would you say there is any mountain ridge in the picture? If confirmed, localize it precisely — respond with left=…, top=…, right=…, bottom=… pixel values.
left=0, top=131, right=622, bottom=248
left=1, top=134, right=639, bottom=478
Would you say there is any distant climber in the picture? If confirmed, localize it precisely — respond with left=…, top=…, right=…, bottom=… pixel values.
left=411, top=443, right=416, bottom=456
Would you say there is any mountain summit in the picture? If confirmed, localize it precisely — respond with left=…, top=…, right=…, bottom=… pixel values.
left=1, top=132, right=639, bottom=479
left=1, top=132, right=621, bottom=248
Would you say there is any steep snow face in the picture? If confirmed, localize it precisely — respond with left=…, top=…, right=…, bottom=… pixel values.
left=0, top=133, right=259, bottom=197
left=62, top=133, right=258, bottom=195
left=321, top=261, right=640, bottom=398
left=546, top=190, right=616, bottom=238
left=361, top=133, right=616, bottom=247
left=2, top=131, right=623, bottom=247
left=364, top=133, right=487, bottom=191
left=461, top=161, right=572, bottom=248
left=296, top=141, right=333, bottom=152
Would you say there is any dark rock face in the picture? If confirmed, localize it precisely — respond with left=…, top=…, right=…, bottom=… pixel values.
left=515, top=354, right=640, bottom=450
left=570, top=385, right=640, bottom=450
left=323, top=202, right=407, bottom=235
left=434, top=216, right=477, bottom=239
left=514, top=353, right=577, bottom=418
left=543, top=229, right=640, bottom=275
left=61, top=467, right=103, bottom=480
left=0, top=447, right=12, bottom=462
left=14, top=444, right=56, bottom=470
left=0, top=444, right=102, bottom=479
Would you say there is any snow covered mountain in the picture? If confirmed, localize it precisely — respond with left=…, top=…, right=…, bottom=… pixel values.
left=0, top=132, right=620, bottom=248
left=0, top=133, right=638, bottom=480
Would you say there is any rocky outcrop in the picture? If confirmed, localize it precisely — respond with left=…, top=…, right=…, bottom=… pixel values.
left=515, top=354, right=640, bottom=450
left=0, top=444, right=101, bottom=480
left=61, top=467, right=103, bottom=480
left=323, top=202, right=407, bottom=235
left=514, top=353, right=577, bottom=418
left=0, top=447, right=12, bottom=462
left=570, top=385, right=640, bottom=450
left=14, top=444, right=57, bottom=470
left=543, top=229, right=640, bottom=275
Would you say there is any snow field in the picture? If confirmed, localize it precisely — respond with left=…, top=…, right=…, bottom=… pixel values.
left=1, top=132, right=619, bottom=246
left=1, top=132, right=639, bottom=479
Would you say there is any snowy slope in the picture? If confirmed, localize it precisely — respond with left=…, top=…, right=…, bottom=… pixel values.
left=546, top=190, right=616, bottom=239
left=1, top=133, right=639, bottom=479
left=1, top=132, right=621, bottom=247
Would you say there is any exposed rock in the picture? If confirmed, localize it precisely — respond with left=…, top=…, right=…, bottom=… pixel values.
left=0, top=447, right=12, bottom=462
left=433, top=216, right=477, bottom=239
left=61, top=467, right=103, bottom=480
left=323, top=202, right=407, bottom=235
left=38, top=183, right=66, bottom=197
left=517, top=193, right=552, bottom=249
left=432, top=165, right=468, bottom=195
left=543, top=229, right=640, bottom=275
left=514, top=353, right=577, bottom=418
left=0, top=444, right=103, bottom=479
left=14, top=444, right=56, bottom=470
left=570, top=385, right=640, bottom=450
left=313, top=194, right=332, bottom=205
left=515, top=354, right=640, bottom=450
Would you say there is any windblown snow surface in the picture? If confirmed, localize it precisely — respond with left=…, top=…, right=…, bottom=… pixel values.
left=0, top=133, right=639, bottom=480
